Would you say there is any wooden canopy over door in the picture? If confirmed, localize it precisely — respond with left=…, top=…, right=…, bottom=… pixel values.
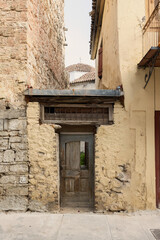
left=60, top=134, right=94, bottom=208
left=155, top=111, right=160, bottom=208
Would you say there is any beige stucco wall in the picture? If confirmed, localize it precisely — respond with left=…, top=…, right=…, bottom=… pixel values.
left=95, top=102, right=151, bottom=212
left=94, top=0, right=159, bottom=211
left=27, top=102, right=59, bottom=212
left=118, top=0, right=156, bottom=210
left=95, top=0, right=121, bottom=90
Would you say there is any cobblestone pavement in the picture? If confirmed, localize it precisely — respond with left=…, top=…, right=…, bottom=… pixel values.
left=0, top=211, right=160, bottom=240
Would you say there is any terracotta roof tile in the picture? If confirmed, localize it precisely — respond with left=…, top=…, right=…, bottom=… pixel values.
left=66, top=63, right=95, bottom=73
left=70, top=72, right=95, bottom=84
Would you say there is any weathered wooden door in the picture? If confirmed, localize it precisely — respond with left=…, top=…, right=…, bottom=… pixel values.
left=155, top=111, right=160, bottom=208
left=60, top=134, right=94, bottom=208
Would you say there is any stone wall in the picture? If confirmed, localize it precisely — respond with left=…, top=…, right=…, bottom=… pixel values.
left=27, top=0, right=68, bottom=89
left=0, top=0, right=28, bottom=107
left=0, top=0, right=67, bottom=211
left=27, top=102, right=59, bottom=212
left=0, top=0, right=67, bottom=107
left=0, top=109, right=28, bottom=211
left=95, top=102, right=150, bottom=212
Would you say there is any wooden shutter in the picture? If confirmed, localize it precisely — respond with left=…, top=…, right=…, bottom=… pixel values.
left=98, top=47, right=103, bottom=79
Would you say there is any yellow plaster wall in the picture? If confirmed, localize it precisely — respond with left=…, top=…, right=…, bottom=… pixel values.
left=95, top=0, right=158, bottom=211
left=95, top=0, right=121, bottom=90
left=27, top=102, right=59, bottom=212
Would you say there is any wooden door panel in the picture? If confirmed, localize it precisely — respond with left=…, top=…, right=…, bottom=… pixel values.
left=66, top=142, right=80, bottom=170
left=80, top=179, right=89, bottom=192
left=65, top=179, right=74, bottom=192
left=60, top=134, right=94, bottom=208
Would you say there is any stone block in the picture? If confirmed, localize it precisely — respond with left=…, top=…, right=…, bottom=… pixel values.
left=0, top=139, right=8, bottom=150
left=0, top=131, right=9, bottom=137
left=6, top=186, right=28, bottom=196
left=0, top=196, right=28, bottom=211
left=16, top=150, right=28, bottom=162
left=0, top=164, right=9, bottom=173
left=3, top=120, right=9, bottom=131
left=9, top=119, right=26, bottom=131
left=0, top=109, right=26, bottom=119
left=10, top=136, right=21, bottom=143
left=9, top=131, right=19, bottom=136
left=0, top=175, right=17, bottom=184
left=0, top=152, right=3, bottom=162
left=0, top=120, right=3, bottom=131
left=3, top=150, right=15, bottom=162
left=0, top=187, right=5, bottom=196
left=10, top=143, right=26, bottom=150
left=10, top=164, right=28, bottom=173
left=19, top=176, right=28, bottom=184
left=29, top=200, right=47, bottom=212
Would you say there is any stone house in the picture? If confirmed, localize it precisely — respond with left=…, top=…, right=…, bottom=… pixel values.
left=0, top=0, right=67, bottom=211
left=1, top=0, right=160, bottom=214
left=90, top=0, right=160, bottom=211
left=70, top=71, right=96, bottom=90
left=66, top=63, right=95, bottom=82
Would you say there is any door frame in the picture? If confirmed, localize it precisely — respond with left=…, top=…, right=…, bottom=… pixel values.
left=155, top=111, right=160, bottom=208
left=59, top=131, right=95, bottom=209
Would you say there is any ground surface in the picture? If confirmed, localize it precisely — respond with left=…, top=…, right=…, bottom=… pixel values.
left=0, top=211, right=160, bottom=240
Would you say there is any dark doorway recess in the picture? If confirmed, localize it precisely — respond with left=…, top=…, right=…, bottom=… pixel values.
left=60, top=133, right=94, bottom=209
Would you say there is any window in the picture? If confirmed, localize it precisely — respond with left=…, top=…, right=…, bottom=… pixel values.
left=43, top=106, right=111, bottom=125
left=80, top=141, right=89, bottom=170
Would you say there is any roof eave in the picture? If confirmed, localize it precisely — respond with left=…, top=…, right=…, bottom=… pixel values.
left=24, top=89, right=124, bottom=98
left=90, top=0, right=105, bottom=59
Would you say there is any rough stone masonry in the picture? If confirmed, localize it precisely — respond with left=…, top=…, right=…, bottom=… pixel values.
left=0, top=0, right=67, bottom=211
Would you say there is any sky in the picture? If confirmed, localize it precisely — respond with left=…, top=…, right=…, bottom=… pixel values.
left=64, top=0, right=95, bottom=67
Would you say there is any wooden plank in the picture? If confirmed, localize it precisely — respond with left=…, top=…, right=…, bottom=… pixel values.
left=138, top=47, right=160, bottom=68
left=42, top=120, right=104, bottom=125
left=66, top=142, right=80, bottom=170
